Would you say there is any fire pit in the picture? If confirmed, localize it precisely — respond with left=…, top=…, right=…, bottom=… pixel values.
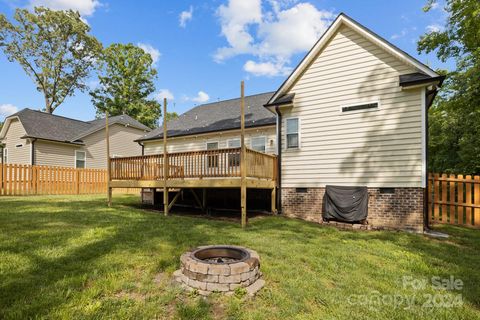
left=173, top=245, right=264, bottom=296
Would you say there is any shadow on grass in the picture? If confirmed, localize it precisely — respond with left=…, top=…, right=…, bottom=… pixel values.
left=0, top=196, right=243, bottom=318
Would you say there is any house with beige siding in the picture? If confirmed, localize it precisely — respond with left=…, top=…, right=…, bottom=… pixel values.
left=111, top=13, right=444, bottom=232
left=0, top=108, right=150, bottom=169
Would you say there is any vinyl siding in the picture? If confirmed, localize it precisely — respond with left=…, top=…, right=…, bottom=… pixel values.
left=1, top=119, right=31, bottom=164
left=34, top=124, right=145, bottom=168
left=34, top=140, right=78, bottom=167
left=281, top=25, right=424, bottom=188
left=83, top=124, right=145, bottom=169
left=143, top=126, right=276, bottom=155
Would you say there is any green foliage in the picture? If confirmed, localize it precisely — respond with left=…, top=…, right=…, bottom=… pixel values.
left=165, top=111, right=179, bottom=122
left=418, top=0, right=480, bottom=174
left=0, top=7, right=102, bottom=113
left=90, top=43, right=161, bottom=128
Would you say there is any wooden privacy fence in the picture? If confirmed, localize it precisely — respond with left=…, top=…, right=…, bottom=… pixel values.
left=0, top=163, right=107, bottom=196
left=428, top=173, right=480, bottom=228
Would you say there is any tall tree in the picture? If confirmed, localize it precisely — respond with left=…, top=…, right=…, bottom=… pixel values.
left=418, top=0, right=480, bottom=174
left=90, top=43, right=162, bottom=128
left=0, top=7, right=102, bottom=113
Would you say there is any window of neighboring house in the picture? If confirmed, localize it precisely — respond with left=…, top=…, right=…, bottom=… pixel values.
left=206, top=142, right=219, bottom=168
left=75, top=150, right=86, bottom=169
left=2, top=148, right=7, bottom=164
left=251, top=136, right=266, bottom=153
left=286, top=118, right=299, bottom=149
left=227, top=139, right=240, bottom=167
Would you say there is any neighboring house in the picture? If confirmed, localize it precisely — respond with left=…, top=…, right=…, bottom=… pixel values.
left=0, top=109, right=150, bottom=169
left=122, top=13, right=444, bottom=231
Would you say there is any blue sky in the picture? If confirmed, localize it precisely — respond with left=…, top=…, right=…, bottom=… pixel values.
left=0, top=0, right=450, bottom=123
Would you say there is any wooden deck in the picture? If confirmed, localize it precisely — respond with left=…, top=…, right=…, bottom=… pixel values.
left=109, top=147, right=277, bottom=189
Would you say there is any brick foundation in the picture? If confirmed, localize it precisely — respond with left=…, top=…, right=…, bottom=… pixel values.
left=281, top=187, right=424, bottom=232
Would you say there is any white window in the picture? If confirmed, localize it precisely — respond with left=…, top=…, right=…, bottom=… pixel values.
left=227, top=139, right=240, bottom=167
left=206, top=142, right=219, bottom=168
left=286, top=118, right=299, bottom=149
left=251, top=136, right=266, bottom=153
left=2, top=148, right=7, bottom=164
left=75, top=150, right=86, bottom=169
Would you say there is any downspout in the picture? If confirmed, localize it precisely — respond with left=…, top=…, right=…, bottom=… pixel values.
left=275, top=105, right=282, bottom=213
left=137, top=141, right=145, bottom=156
left=424, top=87, right=437, bottom=231
left=31, top=138, right=37, bottom=165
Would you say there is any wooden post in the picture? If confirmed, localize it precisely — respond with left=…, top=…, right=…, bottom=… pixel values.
left=240, top=81, right=247, bottom=228
left=163, top=98, right=169, bottom=216
left=106, top=111, right=112, bottom=206
left=271, top=187, right=277, bottom=215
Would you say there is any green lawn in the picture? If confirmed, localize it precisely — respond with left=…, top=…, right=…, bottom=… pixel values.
left=0, top=195, right=479, bottom=319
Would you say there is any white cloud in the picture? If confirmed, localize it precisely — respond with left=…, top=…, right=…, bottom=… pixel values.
left=187, top=91, right=210, bottom=103
left=214, top=0, right=333, bottom=77
left=390, top=28, right=408, bottom=40
left=430, top=2, right=440, bottom=10
left=137, top=43, right=161, bottom=66
left=426, top=24, right=443, bottom=33
left=28, top=0, right=101, bottom=16
left=179, top=6, right=193, bottom=28
left=243, top=60, right=291, bottom=77
left=155, top=89, right=175, bottom=101
left=0, top=104, right=19, bottom=118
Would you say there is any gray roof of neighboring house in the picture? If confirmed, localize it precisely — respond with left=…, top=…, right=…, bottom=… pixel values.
left=138, top=92, right=276, bottom=142
left=399, top=72, right=445, bottom=87
left=3, top=108, right=150, bottom=144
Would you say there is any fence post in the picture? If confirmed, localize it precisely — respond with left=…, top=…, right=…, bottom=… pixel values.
left=475, top=176, right=480, bottom=227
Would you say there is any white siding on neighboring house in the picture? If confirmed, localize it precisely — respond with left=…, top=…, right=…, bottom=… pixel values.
left=280, top=25, right=423, bottom=188
left=1, top=118, right=31, bottom=165
left=143, top=126, right=276, bottom=155
left=34, top=124, right=145, bottom=169
left=34, top=140, right=78, bottom=167
left=83, top=124, right=145, bottom=168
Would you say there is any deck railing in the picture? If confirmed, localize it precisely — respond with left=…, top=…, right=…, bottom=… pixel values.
left=110, top=147, right=277, bottom=181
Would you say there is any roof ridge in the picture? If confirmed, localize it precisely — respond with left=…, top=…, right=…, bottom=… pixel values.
left=191, top=91, right=274, bottom=108
left=23, top=108, right=91, bottom=125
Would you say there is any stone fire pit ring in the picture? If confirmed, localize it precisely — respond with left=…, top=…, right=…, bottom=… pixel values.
left=173, top=245, right=264, bottom=296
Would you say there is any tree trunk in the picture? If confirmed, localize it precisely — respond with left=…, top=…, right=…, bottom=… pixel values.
left=45, top=96, right=52, bottom=113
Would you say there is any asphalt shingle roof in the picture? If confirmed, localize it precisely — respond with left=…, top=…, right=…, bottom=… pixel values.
left=5, top=109, right=150, bottom=144
left=139, top=92, right=276, bottom=141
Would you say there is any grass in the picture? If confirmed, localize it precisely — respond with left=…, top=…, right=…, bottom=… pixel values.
left=0, top=195, right=479, bottom=319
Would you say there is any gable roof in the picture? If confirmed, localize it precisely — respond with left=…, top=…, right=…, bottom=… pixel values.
left=138, top=92, right=276, bottom=142
left=0, top=108, right=150, bottom=145
left=266, top=13, right=440, bottom=106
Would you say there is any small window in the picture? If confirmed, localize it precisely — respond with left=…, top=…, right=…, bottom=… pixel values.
left=286, top=118, right=299, bottom=149
left=251, top=136, right=266, bottom=153
left=380, top=188, right=395, bottom=194
left=342, top=102, right=378, bottom=113
left=75, top=151, right=86, bottom=169
left=296, top=188, right=308, bottom=193
left=2, top=148, right=7, bottom=164
left=227, top=139, right=240, bottom=167
left=206, top=142, right=218, bottom=168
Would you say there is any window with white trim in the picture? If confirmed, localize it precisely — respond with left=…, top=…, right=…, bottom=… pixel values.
left=251, top=136, right=266, bottom=153
left=2, top=148, right=7, bottom=164
left=206, top=142, right=219, bottom=168
left=286, top=118, right=299, bottom=149
left=75, top=150, right=86, bottom=169
left=227, top=139, right=240, bottom=167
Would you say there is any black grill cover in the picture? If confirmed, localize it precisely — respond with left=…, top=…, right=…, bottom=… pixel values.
left=323, top=185, right=368, bottom=222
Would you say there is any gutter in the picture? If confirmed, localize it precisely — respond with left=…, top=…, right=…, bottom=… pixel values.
left=274, top=105, right=282, bottom=213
